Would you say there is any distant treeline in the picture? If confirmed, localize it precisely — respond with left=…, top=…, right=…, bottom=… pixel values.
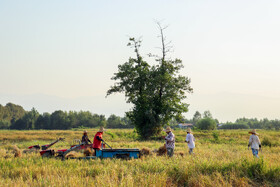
left=0, top=103, right=133, bottom=130
left=1, top=103, right=280, bottom=130
left=218, top=118, right=280, bottom=130
left=184, top=110, right=280, bottom=130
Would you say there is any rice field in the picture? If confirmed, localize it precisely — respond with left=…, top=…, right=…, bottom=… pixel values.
left=0, top=129, right=280, bottom=186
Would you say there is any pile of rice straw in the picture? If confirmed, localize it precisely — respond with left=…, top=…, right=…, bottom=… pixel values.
left=65, top=151, right=78, bottom=158
left=140, top=147, right=152, bottom=156
left=157, top=144, right=167, bottom=156
left=13, top=145, right=22, bottom=158
left=83, top=148, right=93, bottom=156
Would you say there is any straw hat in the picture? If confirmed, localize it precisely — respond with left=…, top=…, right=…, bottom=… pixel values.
left=163, top=126, right=172, bottom=132
left=98, top=127, right=106, bottom=132
left=186, top=128, right=192, bottom=133
left=83, top=130, right=88, bottom=134
left=249, top=129, right=259, bottom=135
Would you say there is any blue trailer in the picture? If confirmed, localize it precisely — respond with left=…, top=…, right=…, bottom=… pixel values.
left=61, top=141, right=141, bottom=160
left=96, top=148, right=140, bottom=159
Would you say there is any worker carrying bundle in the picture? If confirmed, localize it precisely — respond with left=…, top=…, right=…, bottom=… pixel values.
left=162, top=126, right=175, bottom=157
left=92, top=127, right=106, bottom=155
left=248, top=129, right=262, bottom=158
left=81, top=130, right=91, bottom=145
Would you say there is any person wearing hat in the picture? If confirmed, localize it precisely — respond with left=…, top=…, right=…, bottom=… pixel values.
left=93, top=127, right=106, bottom=155
left=248, top=129, right=261, bottom=158
left=185, top=128, right=195, bottom=154
left=81, top=130, right=91, bottom=145
left=163, top=126, right=175, bottom=157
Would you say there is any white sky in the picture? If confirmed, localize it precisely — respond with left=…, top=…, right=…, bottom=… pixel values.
left=0, top=0, right=280, bottom=122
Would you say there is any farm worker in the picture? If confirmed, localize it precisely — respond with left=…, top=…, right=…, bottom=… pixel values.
left=248, top=129, right=261, bottom=158
left=93, top=127, right=106, bottom=155
left=163, top=126, right=175, bottom=157
left=81, top=130, right=91, bottom=145
left=185, top=128, right=195, bottom=154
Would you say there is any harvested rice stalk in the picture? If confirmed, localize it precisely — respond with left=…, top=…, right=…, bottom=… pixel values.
left=140, top=147, right=151, bottom=156
left=83, top=148, right=92, bottom=156
left=13, top=145, right=22, bottom=158
left=66, top=151, right=78, bottom=158
left=157, top=144, right=167, bottom=156
left=176, top=151, right=184, bottom=157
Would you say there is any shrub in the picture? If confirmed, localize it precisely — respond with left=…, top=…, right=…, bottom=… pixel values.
left=262, top=137, right=272, bottom=147
left=218, top=123, right=249, bottom=129
left=196, top=118, right=216, bottom=130
left=212, top=131, right=220, bottom=142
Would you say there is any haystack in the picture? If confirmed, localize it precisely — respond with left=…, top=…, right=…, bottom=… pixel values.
left=157, top=144, right=167, bottom=156
left=83, top=148, right=93, bottom=156
left=13, top=145, right=22, bottom=158
left=66, top=151, right=78, bottom=158
left=140, top=147, right=152, bottom=156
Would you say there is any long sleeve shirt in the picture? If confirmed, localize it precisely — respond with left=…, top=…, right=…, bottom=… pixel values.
left=81, top=135, right=91, bottom=144
left=165, top=132, right=175, bottom=149
left=249, top=134, right=261, bottom=149
left=186, top=133, right=195, bottom=149
left=93, top=132, right=103, bottom=149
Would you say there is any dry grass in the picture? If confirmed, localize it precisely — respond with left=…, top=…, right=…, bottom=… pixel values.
left=175, top=151, right=184, bottom=157
left=0, top=129, right=280, bottom=186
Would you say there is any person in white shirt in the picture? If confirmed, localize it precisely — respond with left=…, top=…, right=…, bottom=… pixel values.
left=185, top=128, right=195, bottom=154
left=248, top=129, right=261, bottom=158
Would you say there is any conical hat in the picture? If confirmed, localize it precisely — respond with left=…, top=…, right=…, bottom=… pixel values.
left=186, top=128, right=192, bottom=133
left=249, top=129, right=259, bottom=135
left=98, top=127, right=106, bottom=132
left=163, top=126, right=172, bottom=132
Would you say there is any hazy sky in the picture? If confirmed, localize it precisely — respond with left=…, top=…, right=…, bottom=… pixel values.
left=1, top=0, right=280, bottom=122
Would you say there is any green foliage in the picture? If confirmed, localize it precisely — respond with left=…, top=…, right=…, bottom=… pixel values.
left=5, top=105, right=111, bottom=130
left=212, top=131, right=220, bottom=142
left=10, top=108, right=39, bottom=130
left=242, top=158, right=267, bottom=181
left=0, top=103, right=25, bottom=124
left=107, top=114, right=124, bottom=128
left=203, top=110, right=212, bottom=119
left=235, top=117, right=280, bottom=130
left=219, top=123, right=250, bottom=129
left=107, top=28, right=192, bottom=139
left=0, top=120, right=11, bottom=129
left=192, top=111, right=201, bottom=125
left=196, top=118, right=217, bottom=130
left=262, top=136, right=272, bottom=147
left=105, top=131, right=116, bottom=139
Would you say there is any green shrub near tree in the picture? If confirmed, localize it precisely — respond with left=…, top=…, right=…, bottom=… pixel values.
left=196, top=118, right=217, bottom=130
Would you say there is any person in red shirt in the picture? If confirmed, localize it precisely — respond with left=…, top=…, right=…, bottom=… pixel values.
left=93, top=127, right=106, bottom=155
